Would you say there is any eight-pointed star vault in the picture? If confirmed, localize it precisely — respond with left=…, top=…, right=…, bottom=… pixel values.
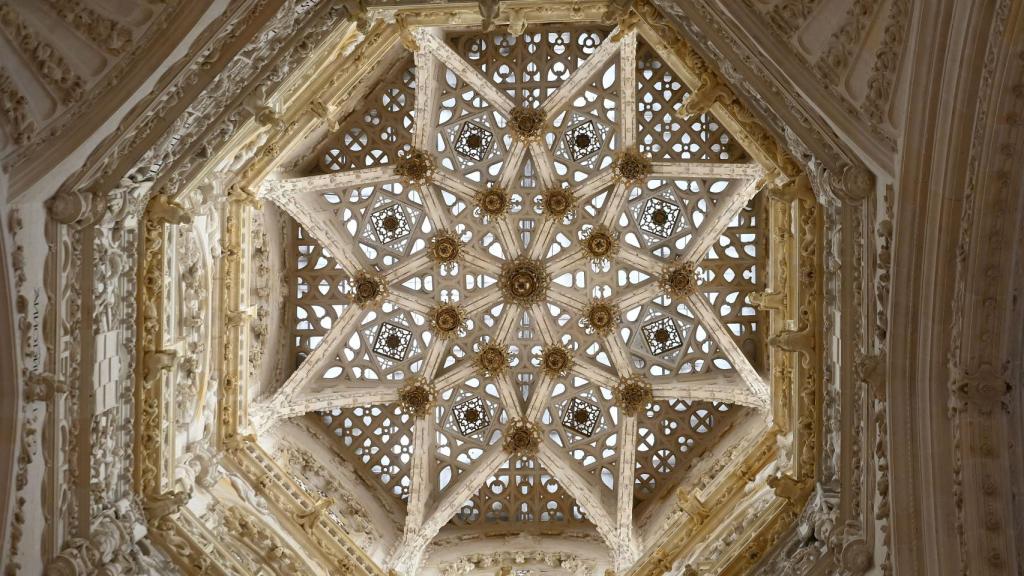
left=253, top=21, right=772, bottom=573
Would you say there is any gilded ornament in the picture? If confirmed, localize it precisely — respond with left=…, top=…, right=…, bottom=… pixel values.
left=508, top=105, right=546, bottom=141
left=398, top=378, right=435, bottom=418
left=475, top=186, right=511, bottom=219
left=429, top=230, right=464, bottom=269
left=503, top=419, right=541, bottom=457
left=430, top=303, right=466, bottom=338
left=614, top=376, right=653, bottom=416
left=612, top=150, right=652, bottom=184
left=583, top=299, right=619, bottom=336
left=475, top=342, right=510, bottom=377
left=540, top=344, right=574, bottom=377
left=350, top=272, right=386, bottom=306
left=661, top=262, right=699, bottom=299
left=581, top=225, right=619, bottom=263
left=394, top=148, right=436, bottom=184
left=540, top=186, right=576, bottom=220
left=498, top=257, right=550, bottom=306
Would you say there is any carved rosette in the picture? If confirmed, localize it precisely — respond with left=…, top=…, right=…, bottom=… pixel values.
left=581, top=225, right=619, bottom=263
left=508, top=105, right=546, bottom=141
left=430, top=303, right=466, bottom=339
left=498, top=257, right=550, bottom=306
left=475, top=342, right=511, bottom=377
left=614, top=376, right=653, bottom=417
left=475, top=186, right=512, bottom=220
left=540, top=344, right=574, bottom=378
left=394, top=148, right=436, bottom=184
left=582, top=299, right=619, bottom=336
left=502, top=419, right=541, bottom=457
left=398, top=378, right=435, bottom=418
left=612, top=150, right=652, bottom=184
left=660, top=261, right=699, bottom=299
left=540, top=186, right=576, bottom=220
left=349, top=271, right=387, bottom=306
left=429, top=229, right=464, bottom=270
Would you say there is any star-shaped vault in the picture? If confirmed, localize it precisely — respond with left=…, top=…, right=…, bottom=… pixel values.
left=254, top=21, right=772, bottom=573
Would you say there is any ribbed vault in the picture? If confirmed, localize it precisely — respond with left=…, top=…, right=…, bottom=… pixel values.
left=251, top=17, right=788, bottom=573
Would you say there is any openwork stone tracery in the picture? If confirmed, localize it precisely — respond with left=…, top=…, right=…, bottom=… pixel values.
left=253, top=12, right=814, bottom=575
left=21, top=0, right=982, bottom=572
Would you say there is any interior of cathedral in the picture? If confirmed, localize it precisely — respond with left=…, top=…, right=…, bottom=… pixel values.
left=0, top=1, right=1021, bottom=574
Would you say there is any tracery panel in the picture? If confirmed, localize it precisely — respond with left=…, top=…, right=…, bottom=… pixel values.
left=452, top=458, right=588, bottom=527
left=434, top=65, right=512, bottom=185
left=635, top=42, right=744, bottom=162
left=620, top=295, right=732, bottom=378
left=633, top=400, right=743, bottom=504
left=322, top=180, right=435, bottom=268
left=434, top=378, right=508, bottom=498
left=322, top=404, right=415, bottom=503
left=617, top=177, right=728, bottom=261
left=698, top=195, right=766, bottom=368
left=292, top=226, right=350, bottom=366
left=316, top=55, right=416, bottom=173
left=546, top=56, right=621, bottom=184
left=447, top=26, right=610, bottom=107
left=540, top=375, right=620, bottom=492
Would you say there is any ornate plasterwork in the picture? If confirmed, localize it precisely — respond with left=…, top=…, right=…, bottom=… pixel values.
left=735, top=0, right=905, bottom=159
left=0, top=0, right=220, bottom=192
left=0, top=69, right=34, bottom=145
left=5, top=0, right=949, bottom=575
left=0, top=3, right=84, bottom=105
left=438, top=549, right=595, bottom=575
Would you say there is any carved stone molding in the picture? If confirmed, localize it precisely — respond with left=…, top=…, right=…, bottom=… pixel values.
left=15, top=0, right=1022, bottom=575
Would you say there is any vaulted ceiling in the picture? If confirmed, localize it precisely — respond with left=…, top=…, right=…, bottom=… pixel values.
left=2, top=1, right=1023, bottom=576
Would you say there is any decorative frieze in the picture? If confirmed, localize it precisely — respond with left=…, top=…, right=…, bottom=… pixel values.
left=44, top=0, right=134, bottom=56
left=0, top=69, right=35, bottom=145
left=0, top=2, right=84, bottom=105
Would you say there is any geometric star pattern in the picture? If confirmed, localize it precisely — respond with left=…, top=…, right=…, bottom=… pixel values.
left=259, top=23, right=771, bottom=574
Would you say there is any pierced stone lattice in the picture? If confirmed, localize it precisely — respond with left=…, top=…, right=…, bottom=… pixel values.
left=292, top=226, right=347, bottom=364
left=542, top=375, right=620, bottom=492
left=624, top=302, right=731, bottom=378
left=641, top=316, right=685, bottom=356
left=453, top=396, right=491, bottom=435
left=634, top=401, right=742, bottom=504
left=435, top=380, right=507, bottom=495
left=317, top=56, right=416, bottom=172
left=358, top=308, right=425, bottom=380
left=548, top=56, right=620, bottom=183
left=699, top=196, right=766, bottom=369
left=637, top=196, right=681, bottom=239
left=275, top=22, right=775, bottom=547
left=454, top=459, right=587, bottom=527
left=561, top=397, right=602, bottom=437
left=436, top=66, right=510, bottom=184
left=565, top=121, right=602, bottom=161
left=323, top=405, right=415, bottom=502
left=373, top=322, right=414, bottom=361
left=348, top=181, right=433, bottom=266
left=454, top=122, right=495, bottom=161
left=447, top=26, right=610, bottom=106
left=370, top=203, right=413, bottom=244
left=635, top=42, right=743, bottom=162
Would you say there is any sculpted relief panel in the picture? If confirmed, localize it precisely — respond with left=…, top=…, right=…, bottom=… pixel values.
left=0, top=1, right=178, bottom=168
left=738, top=0, right=910, bottom=142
